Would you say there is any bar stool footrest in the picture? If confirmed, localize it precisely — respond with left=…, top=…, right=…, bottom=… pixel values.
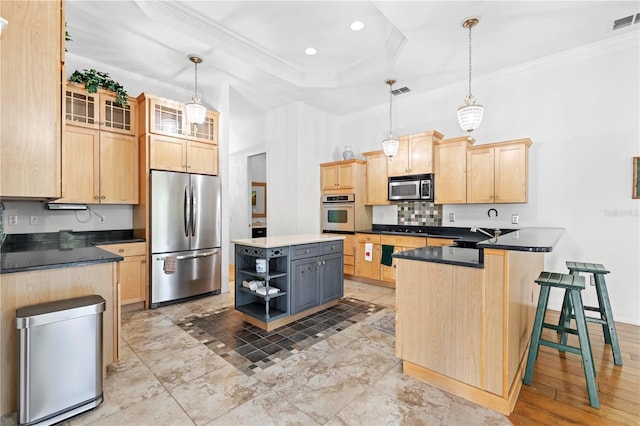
left=539, top=339, right=583, bottom=355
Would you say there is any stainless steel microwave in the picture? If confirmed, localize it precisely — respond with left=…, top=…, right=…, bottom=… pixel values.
left=388, top=174, right=434, bottom=201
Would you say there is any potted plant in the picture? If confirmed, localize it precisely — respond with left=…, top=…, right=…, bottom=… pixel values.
left=68, top=69, right=128, bottom=106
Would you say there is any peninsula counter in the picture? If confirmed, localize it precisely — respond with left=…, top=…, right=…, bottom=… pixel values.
left=393, top=228, right=563, bottom=415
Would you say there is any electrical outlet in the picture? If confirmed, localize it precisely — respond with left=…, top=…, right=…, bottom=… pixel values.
left=30, top=216, right=39, bottom=225
left=511, top=214, right=519, bottom=224
left=98, top=216, right=106, bottom=224
left=449, top=213, right=455, bottom=222
left=8, top=215, right=18, bottom=226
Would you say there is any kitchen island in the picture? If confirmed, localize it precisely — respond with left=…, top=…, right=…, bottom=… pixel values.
left=393, top=228, right=563, bottom=415
left=0, top=231, right=130, bottom=416
left=232, top=234, right=345, bottom=331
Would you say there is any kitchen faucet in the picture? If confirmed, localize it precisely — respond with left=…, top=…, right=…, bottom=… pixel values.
left=470, top=227, right=502, bottom=239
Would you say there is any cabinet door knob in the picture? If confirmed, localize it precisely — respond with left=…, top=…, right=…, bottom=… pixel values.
left=118, top=249, right=124, bottom=253
left=305, top=249, right=310, bottom=253
left=94, top=196, right=99, bottom=199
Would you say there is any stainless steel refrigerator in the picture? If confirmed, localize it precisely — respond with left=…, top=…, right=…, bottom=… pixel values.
left=150, top=170, right=221, bottom=308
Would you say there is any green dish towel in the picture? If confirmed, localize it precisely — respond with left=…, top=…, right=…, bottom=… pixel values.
left=381, top=245, right=394, bottom=266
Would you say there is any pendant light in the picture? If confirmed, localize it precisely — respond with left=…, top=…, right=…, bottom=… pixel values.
left=186, top=54, right=207, bottom=124
left=382, top=79, right=399, bottom=157
left=457, top=18, right=484, bottom=133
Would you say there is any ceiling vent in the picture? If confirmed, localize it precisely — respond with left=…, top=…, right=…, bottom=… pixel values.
left=391, top=87, right=410, bottom=96
left=612, top=13, right=639, bottom=30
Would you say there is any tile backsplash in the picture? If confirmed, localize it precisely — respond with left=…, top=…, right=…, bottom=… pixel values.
left=396, top=201, right=442, bottom=226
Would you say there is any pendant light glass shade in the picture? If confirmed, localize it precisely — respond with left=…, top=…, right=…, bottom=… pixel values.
left=382, top=79, right=399, bottom=157
left=186, top=54, right=207, bottom=124
left=383, top=137, right=399, bottom=157
left=457, top=18, right=483, bottom=133
left=457, top=95, right=484, bottom=132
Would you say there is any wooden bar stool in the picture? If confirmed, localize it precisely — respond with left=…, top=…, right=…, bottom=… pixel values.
left=524, top=271, right=599, bottom=409
left=557, top=261, right=622, bottom=365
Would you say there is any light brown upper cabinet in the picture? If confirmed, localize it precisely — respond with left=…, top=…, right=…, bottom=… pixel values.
left=0, top=0, right=63, bottom=199
left=434, top=136, right=475, bottom=204
left=64, top=82, right=137, bottom=136
left=139, top=94, right=219, bottom=175
left=56, top=127, right=138, bottom=204
left=149, top=135, right=218, bottom=175
left=467, top=139, right=532, bottom=204
left=387, top=130, right=444, bottom=177
left=320, top=159, right=366, bottom=194
left=142, top=95, right=218, bottom=144
left=56, top=83, right=139, bottom=204
left=363, top=150, right=390, bottom=205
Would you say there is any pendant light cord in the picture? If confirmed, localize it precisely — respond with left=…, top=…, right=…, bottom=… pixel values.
left=467, top=23, right=473, bottom=98
left=388, top=82, right=393, bottom=137
left=194, top=61, right=199, bottom=98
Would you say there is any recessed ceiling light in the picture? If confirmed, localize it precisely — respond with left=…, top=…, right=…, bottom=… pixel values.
left=350, top=21, right=364, bottom=31
left=305, top=47, right=317, bottom=56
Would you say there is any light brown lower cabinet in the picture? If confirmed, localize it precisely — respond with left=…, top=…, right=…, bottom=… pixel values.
left=395, top=249, right=543, bottom=415
left=97, top=242, right=148, bottom=308
left=426, top=237, right=455, bottom=247
left=0, top=262, right=119, bottom=416
left=355, top=234, right=381, bottom=280
left=355, top=234, right=455, bottom=286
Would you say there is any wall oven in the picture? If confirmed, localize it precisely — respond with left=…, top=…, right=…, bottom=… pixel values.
left=388, top=174, right=434, bottom=201
left=321, top=193, right=355, bottom=233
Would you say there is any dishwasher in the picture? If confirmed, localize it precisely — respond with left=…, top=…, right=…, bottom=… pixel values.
left=16, top=295, right=106, bottom=426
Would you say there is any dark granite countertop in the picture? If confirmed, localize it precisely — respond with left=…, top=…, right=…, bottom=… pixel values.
left=475, top=227, right=564, bottom=252
left=393, top=246, right=484, bottom=269
left=356, top=225, right=517, bottom=243
left=1, top=230, right=144, bottom=274
left=391, top=227, right=564, bottom=268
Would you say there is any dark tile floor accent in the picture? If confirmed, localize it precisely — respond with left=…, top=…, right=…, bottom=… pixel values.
left=174, top=298, right=383, bottom=376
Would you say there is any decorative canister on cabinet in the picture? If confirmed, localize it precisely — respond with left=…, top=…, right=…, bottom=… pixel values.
left=342, top=146, right=354, bottom=160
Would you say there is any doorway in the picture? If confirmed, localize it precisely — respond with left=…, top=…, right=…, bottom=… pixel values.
left=249, top=153, right=267, bottom=238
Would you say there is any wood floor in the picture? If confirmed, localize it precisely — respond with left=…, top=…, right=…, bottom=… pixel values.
left=509, top=310, right=639, bottom=425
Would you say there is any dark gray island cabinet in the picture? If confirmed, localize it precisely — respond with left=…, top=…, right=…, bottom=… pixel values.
left=232, top=235, right=345, bottom=331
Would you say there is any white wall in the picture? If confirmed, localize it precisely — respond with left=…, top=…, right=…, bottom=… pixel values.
left=264, top=102, right=339, bottom=237
left=339, top=33, right=640, bottom=324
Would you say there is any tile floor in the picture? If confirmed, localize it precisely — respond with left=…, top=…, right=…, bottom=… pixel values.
left=3, top=280, right=512, bottom=426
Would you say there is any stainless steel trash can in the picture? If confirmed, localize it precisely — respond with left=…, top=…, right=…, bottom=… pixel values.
left=16, top=295, right=106, bottom=426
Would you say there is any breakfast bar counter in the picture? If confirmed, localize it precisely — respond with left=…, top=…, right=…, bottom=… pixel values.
left=393, top=228, right=563, bottom=415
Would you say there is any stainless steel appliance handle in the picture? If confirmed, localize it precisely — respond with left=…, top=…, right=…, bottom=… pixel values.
left=321, top=203, right=354, bottom=208
left=183, top=186, right=190, bottom=237
left=191, top=186, right=197, bottom=237
left=156, top=250, right=218, bottom=261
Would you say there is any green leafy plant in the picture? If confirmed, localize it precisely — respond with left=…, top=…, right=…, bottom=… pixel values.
left=68, top=69, right=128, bottom=106
left=65, top=22, right=71, bottom=52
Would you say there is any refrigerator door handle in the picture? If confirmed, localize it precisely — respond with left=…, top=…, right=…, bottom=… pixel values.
left=191, top=186, right=197, bottom=237
left=156, top=250, right=218, bottom=261
left=183, top=186, right=191, bottom=237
